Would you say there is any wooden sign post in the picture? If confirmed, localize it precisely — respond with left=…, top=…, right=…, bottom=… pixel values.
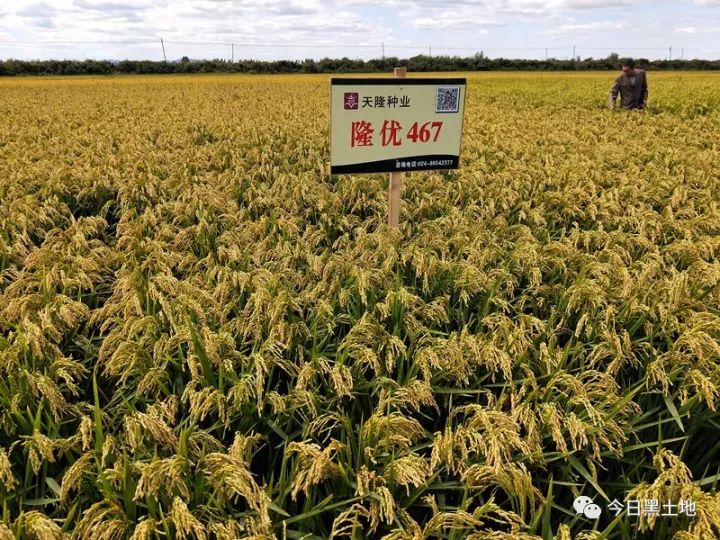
left=388, top=67, right=406, bottom=228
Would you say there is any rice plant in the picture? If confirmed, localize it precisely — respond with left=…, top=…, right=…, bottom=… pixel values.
left=0, top=71, right=719, bottom=539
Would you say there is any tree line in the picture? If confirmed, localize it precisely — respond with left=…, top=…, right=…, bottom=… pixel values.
left=1, top=53, right=719, bottom=76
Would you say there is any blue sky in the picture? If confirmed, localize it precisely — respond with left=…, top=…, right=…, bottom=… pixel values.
left=1, top=0, right=719, bottom=61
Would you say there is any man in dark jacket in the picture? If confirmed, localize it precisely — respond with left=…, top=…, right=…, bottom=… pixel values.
left=609, top=58, right=648, bottom=110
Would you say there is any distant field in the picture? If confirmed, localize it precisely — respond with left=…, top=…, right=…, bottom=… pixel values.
left=1, top=72, right=719, bottom=539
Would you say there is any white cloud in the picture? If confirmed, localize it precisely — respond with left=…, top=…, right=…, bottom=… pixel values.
left=74, top=0, right=156, bottom=10
left=3, top=0, right=386, bottom=49
left=414, top=16, right=492, bottom=30
left=410, top=7, right=503, bottom=30
left=675, top=25, right=720, bottom=34
left=555, top=20, right=625, bottom=32
left=355, top=0, right=638, bottom=14
left=12, top=0, right=73, bottom=10
left=1, top=0, right=719, bottom=61
left=501, top=0, right=632, bottom=11
left=550, top=0, right=632, bottom=8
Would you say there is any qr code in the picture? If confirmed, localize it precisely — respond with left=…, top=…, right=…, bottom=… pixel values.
left=435, top=86, right=460, bottom=113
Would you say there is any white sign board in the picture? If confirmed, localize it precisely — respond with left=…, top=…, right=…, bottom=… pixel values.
left=330, top=77, right=467, bottom=174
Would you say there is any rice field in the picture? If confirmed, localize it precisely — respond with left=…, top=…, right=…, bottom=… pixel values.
left=1, top=71, right=719, bottom=539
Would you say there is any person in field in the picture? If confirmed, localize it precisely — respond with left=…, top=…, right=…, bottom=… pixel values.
left=609, top=58, right=648, bottom=110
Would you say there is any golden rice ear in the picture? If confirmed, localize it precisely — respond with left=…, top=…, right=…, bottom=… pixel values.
left=329, top=363, right=354, bottom=399
left=201, top=447, right=271, bottom=528
left=0, top=524, right=14, bottom=540
left=463, top=463, right=542, bottom=518
left=16, top=511, right=66, bottom=540
left=382, top=455, right=432, bottom=495
left=184, top=384, right=228, bottom=424
left=60, top=452, right=93, bottom=503
left=129, top=518, right=158, bottom=540
left=624, top=448, right=705, bottom=534
left=151, top=412, right=179, bottom=449
left=354, top=470, right=398, bottom=535
left=77, top=500, right=131, bottom=540
left=286, top=440, right=345, bottom=500
left=207, top=518, right=250, bottom=540
left=168, top=497, right=207, bottom=540
left=22, top=430, right=57, bottom=475
left=101, top=434, right=118, bottom=467
left=556, top=524, right=573, bottom=540
left=24, top=372, right=68, bottom=421
left=330, top=503, right=370, bottom=539
left=228, top=432, right=263, bottom=464
left=539, top=403, right=569, bottom=454
left=361, top=411, right=426, bottom=454
left=134, top=455, right=190, bottom=502
left=375, top=485, right=397, bottom=525
left=377, top=378, right=438, bottom=413
left=0, top=447, right=16, bottom=492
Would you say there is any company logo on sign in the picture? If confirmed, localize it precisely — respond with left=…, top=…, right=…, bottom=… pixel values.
left=344, top=92, right=359, bottom=110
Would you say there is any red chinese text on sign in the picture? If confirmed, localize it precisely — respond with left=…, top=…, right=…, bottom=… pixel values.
left=381, top=120, right=402, bottom=147
left=350, top=120, right=445, bottom=148
left=351, top=121, right=374, bottom=147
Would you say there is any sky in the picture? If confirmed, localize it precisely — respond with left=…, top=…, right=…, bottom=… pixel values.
left=1, top=0, right=720, bottom=62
